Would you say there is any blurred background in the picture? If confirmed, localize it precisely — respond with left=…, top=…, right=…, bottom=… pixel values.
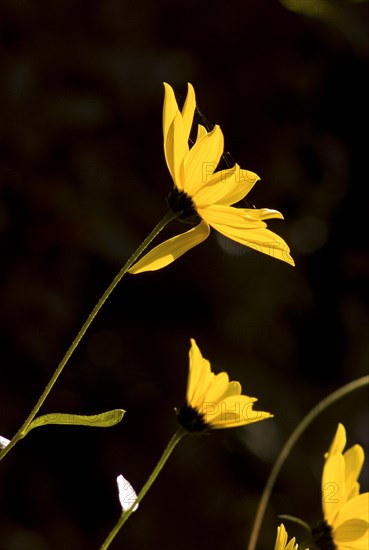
left=1, top=0, right=368, bottom=548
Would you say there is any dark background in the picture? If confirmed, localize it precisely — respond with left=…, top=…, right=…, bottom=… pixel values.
left=1, top=1, right=368, bottom=549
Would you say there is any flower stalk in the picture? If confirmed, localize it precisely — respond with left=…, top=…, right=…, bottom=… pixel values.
left=0, top=210, right=178, bottom=462
left=247, top=375, right=369, bottom=550
left=100, top=427, right=186, bottom=549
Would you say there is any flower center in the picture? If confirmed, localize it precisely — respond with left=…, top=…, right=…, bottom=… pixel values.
left=311, top=520, right=337, bottom=550
left=167, top=188, right=201, bottom=224
left=176, top=404, right=209, bottom=433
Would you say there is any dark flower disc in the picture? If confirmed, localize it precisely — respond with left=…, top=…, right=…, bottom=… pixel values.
left=311, top=520, right=336, bottom=550
left=167, top=188, right=202, bottom=224
left=176, top=404, right=209, bottom=433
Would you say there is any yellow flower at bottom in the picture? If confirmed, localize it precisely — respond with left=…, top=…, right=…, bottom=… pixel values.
left=274, top=524, right=300, bottom=550
left=129, top=83, right=294, bottom=275
left=176, top=339, right=272, bottom=432
left=312, top=423, right=369, bottom=550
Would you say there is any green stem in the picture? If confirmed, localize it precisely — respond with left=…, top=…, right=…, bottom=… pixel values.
left=247, top=375, right=369, bottom=550
left=0, top=210, right=177, bottom=462
left=100, top=427, right=186, bottom=550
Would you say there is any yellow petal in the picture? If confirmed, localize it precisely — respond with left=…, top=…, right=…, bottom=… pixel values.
left=208, top=395, right=271, bottom=428
left=202, top=372, right=229, bottom=403
left=215, top=380, right=242, bottom=401
left=275, top=524, right=288, bottom=550
left=322, top=453, right=345, bottom=526
left=191, top=379, right=243, bottom=420
left=246, top=208, right=285, bottom=221
left=165, top=112, right=186, bottom=189
left=191, top=358, right=214, bottom=410
left=162, top=83, right=179, bottom=144
left=193, top=164, right=260, bottom=207
left=200, top=206, right=295, bottom=266
left=338, top=539, right=369, bottom=550
left=184, top=125, right=224, bottom=196
left=334, top=519, right=369, bottom=543
left=187, top=339, right=214, bottom=408
left=336, top=493, right=369, bottom=525
left=325, top=423, right=347, bottom=458
left=344, top=445, right=365, bottom=499
left=181, top=83, right=196, bottom=147
left=200, top=204, right=285, bottom=226
left=187, top=339, right=204, bottom=404
left=347, top=482, right=360, bottom=501
left=200, top=204, right=267, bottom=228
left=274, top=524, right=299, bottom=550
left=128, top=221, right=210, bottom=274
left=196, top=124, right=207, bottom=141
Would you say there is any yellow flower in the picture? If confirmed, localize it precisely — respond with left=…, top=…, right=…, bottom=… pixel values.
left=176, top=338, right=272, bottom=432
left=312, top=423, right=369, bottom=550
left=128, top=83, right=294, bottom=274
left=274, top=524, right=300, bottom=550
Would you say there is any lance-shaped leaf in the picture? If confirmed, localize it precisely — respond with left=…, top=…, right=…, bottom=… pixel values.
left=23, top=409, right=125, bottom=436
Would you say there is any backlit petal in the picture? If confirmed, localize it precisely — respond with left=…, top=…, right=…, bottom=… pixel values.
left=347, top=481, right=360, bottom=501
left=344, top=445, right=365, bottom=501
left=188, top=340, right=214, bottom=408
left=209, top=395, right=270, bottom=428
left=325, top=423, right=346, bottom=459
left=338, top=538, right=369, bottom=549
left=165, top=112, right=186, bottom=188
left=163, top=83, right=179, bottom=144
left=203, top=372, right=229, bottom=403
left=200, top=207, right=295, bottom=266
left=184, top=125, right=224, bottom=196
left=285, top=540, right=298, bottom=550
left=246, top=208, right=285, bottom=221
left=334, top=519, right=369, bottom=543
left=182, top=83, right=196, bottom=148
left=187, top=338, right=208, bottom=403
left=322, top=453, right=345, bottom=526
left=215, top=380, right=242, bottom=401
left=200, top=204, right=267, bottom=228
left=128, top=221, right=210, bottom=274
left=194, top=164, right=260, bottom=207
left=274, top=524, right=299, bottom=550
left=275, top=524, right=288, bottom=550
left=336, top=493, right=369, bottom=525
left=196, top=124, right=207, bottom=141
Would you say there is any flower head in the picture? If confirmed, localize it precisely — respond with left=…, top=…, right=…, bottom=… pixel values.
left=274, top=524, right=300, bottom=550
left=129, top=83, right=294, bottom=274
left=176, top=338, right=272, bottom=433
left=312, top=423, right=369, bottom=550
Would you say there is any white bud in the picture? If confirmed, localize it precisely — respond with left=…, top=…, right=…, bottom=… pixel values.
left=116, top=474, right=138, bottom=512
left=0, top=435, right=10, bottom=450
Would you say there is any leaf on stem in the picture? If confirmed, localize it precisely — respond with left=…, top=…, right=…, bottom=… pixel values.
left=24, top=409, right=125, bottom=435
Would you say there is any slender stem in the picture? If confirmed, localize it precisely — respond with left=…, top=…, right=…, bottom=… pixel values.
left=0, top=210, right=177, bottom=461
left=247, top=375, right=369, bottom=550
left=100, top=427, right=186, bottom=550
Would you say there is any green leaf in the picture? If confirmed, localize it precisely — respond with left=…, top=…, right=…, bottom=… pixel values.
left=24, top=409, right=125, bottom=435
